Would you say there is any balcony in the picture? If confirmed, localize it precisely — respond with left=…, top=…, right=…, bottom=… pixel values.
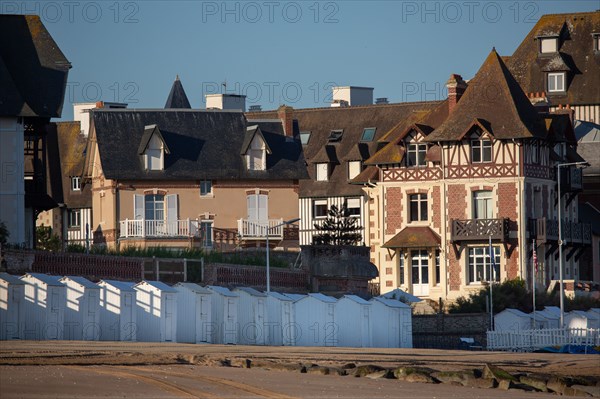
left=558, top=166, right=583, bottom=192
left=237, top=219, right=284, bottom=240
left=530, top=218, right=591, bottom=245
left=120, top=219, right=201, bottom=239
left=451, top=218, right=509, bottom=242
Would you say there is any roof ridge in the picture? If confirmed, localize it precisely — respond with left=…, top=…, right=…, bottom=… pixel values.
left=246, top=100, right=443, bottom=114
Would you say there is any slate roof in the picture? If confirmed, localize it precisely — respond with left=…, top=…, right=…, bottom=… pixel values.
left=91, top=109, right=307, bottom=181
left=247, top=102, right=440, bottom=198
left=370, top=296, right=411, bottom=308
left=207, top=285, right=238, bottom=297
left=0, top=15, right=70, bottom=117
left=99, top=280, right=136, bottom=292
left=507, top=11, right=600, bottom=106
left=61, top=276, right=99, bottom=289
left=175, top=282, right=212, bottom=294
left=164, top=76, right=192, bottom=109
left=426, top=50, right=547, bottom=142
left=234, top=287, right=267, bottom=297
left=382, top=226, right=441, bottom=249
left=575, top=120, right=600, bottom=176
left=0, top=273, right=25, bottom=285
left=135, top=280, right=177, bottom=293
left=22, top=273, right=64, bottom=286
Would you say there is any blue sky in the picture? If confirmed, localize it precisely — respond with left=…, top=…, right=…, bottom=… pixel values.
left=5, top=1, right=598, bottom=119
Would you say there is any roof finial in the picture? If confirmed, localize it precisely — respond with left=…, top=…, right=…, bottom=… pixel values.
left=492, top=46, right=496, bottom=52
left=176, top=74, right=179, bottom=81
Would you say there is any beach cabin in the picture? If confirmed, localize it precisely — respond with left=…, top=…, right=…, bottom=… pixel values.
left=292, top=293, right=337, bottom=347
left=60, top=276, right=101, bottom=340
left=265, top=291, right=296, bottom=346
left=97, top=280, right=137, bottom=341
left=0, top=273, right=25, bottom=340
left=335, top=295, right=372, bottom=348
left=174, top=283, right=213, bottom=344
left=134, top=281, right=178, bottom=342
left=494, top=308, right=533, bottom=331
left=535, top=308, right=560, bottom=329
left=369, top=297, right=413, bottom=348
left=585, top=309, right=600, bottom=329
left=207, top=286, right=239, bottom=344
left=233, top=287, right=269, bottom=345
left=20, top=273, right=66, bottom=340
left=565, top=310, right=600, bottom=330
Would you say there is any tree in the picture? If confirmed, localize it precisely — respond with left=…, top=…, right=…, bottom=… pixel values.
left=36, top=225, right=61, bottom=252
left=313, top=204, right=362, bottom=246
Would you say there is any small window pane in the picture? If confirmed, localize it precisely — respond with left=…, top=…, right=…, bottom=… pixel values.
left=200, top=180, right=212, bottom=196
left=314, top=200, right=328, bottom=218
left=540, top=38, right=557, bottom=53
left=348, top=161, right=362, bottom=180
left=361, top=128, right=376, bottom=142
left=300, top=131, right=311, bottom=145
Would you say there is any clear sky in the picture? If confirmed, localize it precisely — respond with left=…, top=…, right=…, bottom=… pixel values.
left=5, top=0, right=598, bottom=120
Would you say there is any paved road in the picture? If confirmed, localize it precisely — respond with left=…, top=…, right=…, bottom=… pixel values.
left=1, top=365, right=556, bottom=399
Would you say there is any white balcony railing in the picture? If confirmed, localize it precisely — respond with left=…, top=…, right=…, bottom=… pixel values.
left=237, top=218, right=284, bottom=240
left=119, top=219, right=201, bottom=238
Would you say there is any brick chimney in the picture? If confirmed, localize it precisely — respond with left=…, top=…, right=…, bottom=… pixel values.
left=446, top=74, right=467, bottom=113
left=277, top=105, right=294, bottom=137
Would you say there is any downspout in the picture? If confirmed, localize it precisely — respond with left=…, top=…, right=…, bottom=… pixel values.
left=438, top=141, right=448, bottom=300
left=514, top=139, right=526, bottom=282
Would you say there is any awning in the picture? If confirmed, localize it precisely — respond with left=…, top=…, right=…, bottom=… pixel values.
left=382, top=226, right=441, bottom=249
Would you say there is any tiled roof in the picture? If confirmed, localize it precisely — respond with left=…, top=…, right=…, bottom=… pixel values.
left=382, top=226, right=441, bottom=249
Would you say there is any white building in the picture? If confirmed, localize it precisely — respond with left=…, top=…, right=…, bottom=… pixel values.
left=369, top=297, right=412, bottom=348
left=59, top=276, right=101, bottom=340
left=207, top=286, right=239, bottom=344
left=97, top=280, right=137, bottom=341
left=290, top=293, right=337, bottom=347
left=0, top=273, right=25, bottom=340
left=174, top=282, right=213, bottom=344
left=494, top=308, right=534, bottom=331
left=335, top=295, right=372, bottom=348
left=233, top=287, right=269, bottom=345
left=20, top=273, right=66, bottom=340
left=134, top=281, right=178, bottom=342
left=265, top=291, right=296, bottom=346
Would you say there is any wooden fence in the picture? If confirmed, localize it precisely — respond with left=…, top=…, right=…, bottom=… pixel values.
left=487, top=327, right=600, bottom=351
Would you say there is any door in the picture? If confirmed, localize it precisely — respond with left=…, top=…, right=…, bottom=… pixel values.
left=122, top=293, right=135, bottom=341
left=256, top=299, right=265, bottom=345
left=9, top=287, right=21, bottom=339
left=164, top=294, right=174, bottom=342
left=361, top=305, right=370, bottom=348
left=224, top=298, right=237, bottom=344
left=389, top=310, right=400, bottom=348
left=247, top=194, right=268, bottom=235
left=411, top=250, right=429, bottom=297
left=196, top=294, right=211, bottom=343
left=282, top=302, right=293, bottom=346
left=47, top=288, right=60, bottom=340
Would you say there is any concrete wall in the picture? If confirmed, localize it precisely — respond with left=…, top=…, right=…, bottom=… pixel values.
left=412, top=313, right=490, bottom=349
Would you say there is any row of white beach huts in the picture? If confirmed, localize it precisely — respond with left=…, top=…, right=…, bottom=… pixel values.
left=494, top=307, right=600, bottom=331
left=0, top=273, right=413, bottom=348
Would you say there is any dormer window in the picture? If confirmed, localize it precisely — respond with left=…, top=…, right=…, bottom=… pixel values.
left=539, top=37, right=558, bottom=53
left=316, top=163, right=329, bottom=181
left=361, top=128, right=376, bottom=142
left=471, top=133, right=492, bottom=163
left=138, top=125, right=169, bottom=171
left=300, top=131, right=311, bottom=145
left=547, top=72, right=565, bottom=93
left=71, top=176, right=81, bottom=191
left=243, top=126, right=271, bottom=171
left=328, top=130, right=343, bottom=142
left=348, top=161, right=362, bottom=180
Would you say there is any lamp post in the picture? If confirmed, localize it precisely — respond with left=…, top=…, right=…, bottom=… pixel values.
left=556, top=161, right=588, bottom=328
left=265, top=217, right=300, bottom=292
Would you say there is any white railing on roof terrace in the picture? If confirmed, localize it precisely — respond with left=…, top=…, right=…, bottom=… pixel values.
left=237, top=218, right=284, bottom=239
left=120, top=219, right=200, bottom=238
left=487, top=327, right=600, bottom=351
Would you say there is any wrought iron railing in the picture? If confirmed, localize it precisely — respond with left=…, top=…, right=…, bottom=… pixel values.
left=451, top=218, right=509, bottom=242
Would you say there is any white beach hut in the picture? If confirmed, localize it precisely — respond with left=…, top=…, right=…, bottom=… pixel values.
left=174, top=282, right=213, bottom=344
left=0, top=273, right=25, bottom=340
left=20, top=273, right=66, bottom=340
left=207, top=286, right=239, bottom=344
left=134, top=281, right=178, bottom=342
left=292, top=293, right=337, bottom=347
left=60, top=276, right=101, bottom=340
left=565, top=310, right=600, bottom=330
left=233, top=287, right=269, bottom=345
left=97, top=280, right=137, bottom=341
left=535, top=308, right=560, bottom=329
left=335, top=295, right=372, bottom=348
left=369, top=296, right=413, bottom=348
left=494, top=308, right=533, bottom=331
left=265, top=291, right=296, bottom=346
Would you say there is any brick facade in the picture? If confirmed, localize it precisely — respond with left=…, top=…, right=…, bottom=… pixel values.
left=498, top=182, right=519, bottom=279
left=385, top=187, right=403, bottom=235
left=447, top=184, right=467, bottom=291
left=432, top=185, right=441, bottom=230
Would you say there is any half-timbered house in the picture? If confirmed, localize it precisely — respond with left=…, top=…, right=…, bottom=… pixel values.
left=358, top=50, right=591, bottom=301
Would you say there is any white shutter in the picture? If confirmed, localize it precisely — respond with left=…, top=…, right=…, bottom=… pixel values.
left=134, top=195, right=144, bottom=219
left=247, top=195, right=257, bottom=220
left=166, top=194, right=178, bottom=221
left=257, top=194, right=268, bottom=221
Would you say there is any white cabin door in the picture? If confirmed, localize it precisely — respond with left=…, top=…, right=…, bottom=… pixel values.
left=256, top=299, right=265, bottom=345
left=84, top=291, right=99, bottom=340
left=411, top=250, right=429, bottom=297
left=164, top=295, right=174, bottom=342
left=389, top=311, right=399, bottom=348
left=282, top=302, right=293, bottom=346
left=361, top=305, right=370, bottom=348
left=122, top=293, right=134, bottom=341
left=196, top=294, right=210, bottom=343
left=224, top=298, right=237, bottom=344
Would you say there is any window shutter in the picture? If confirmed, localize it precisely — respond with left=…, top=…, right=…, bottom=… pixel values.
left=166, top=194, right=178, bottom=221
left=134, top=195, right=144, bottom=219
left=257, top=194, right=268, bottom=221
left=247, top=195, right=257, bottom=220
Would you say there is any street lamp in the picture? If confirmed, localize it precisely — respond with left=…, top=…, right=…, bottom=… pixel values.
left=265, top=217, right=300, bottom=292
left=556, top=161, right=589, bottom=328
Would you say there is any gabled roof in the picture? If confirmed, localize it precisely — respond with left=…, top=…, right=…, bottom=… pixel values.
left=382, top=226, right=441, bottom=249
left=135, top=280, right=177, bottom=293
left=234, top=287, right=267, bottom=297
left=164, top=76, right=191, bottom=109
left=21, top=273, right=64, bottom=286
left=137, top=124, right=171, bottom=155
left=343, top=143, right=370, bottom=161
left=426, top=50, right=547, bottom=142
left=283, top=293, right=307, bottom=301
left=240, top=125, right=272, bottom=155
left=60, top=276, right=99, bottom=289
left=539, top=53, right=571, bottom=72
left=207, top=285, right=238, bottom=297
left=575, top=120, right=600, bottom=176
left=310, top=145, right=339, bottom=164
left=91, top=109, right=307, bottom=181
left=340, top=294, right=370, bottom=305
left=0, top=273, right=25, bottom=285
left=0, top=15, right=71, bottom=117
left=307, top=293, right=337, bottom=303
left=267, top=291, right=293, bottom=301
left=175, top=282, right=212, bottom=294
left=370, top=296, right=411, bottom=308
left=507, top=11, right=600, bottom=106
left=98, top=280, right=136, bottom=292
left=380, top=288, right=422, bottom=303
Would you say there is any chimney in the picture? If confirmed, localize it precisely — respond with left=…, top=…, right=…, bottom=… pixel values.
left=375, top=97, right=389, bottom=105
left=249, top=105, right=262, bottom=112
left=446, top=74, right=467, bottom=113
left=277, top=105, right=294, bottom=137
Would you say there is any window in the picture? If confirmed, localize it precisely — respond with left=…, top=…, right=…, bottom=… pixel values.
left=547, top=72, right=565, bottom=93
left=399, top=252, right=405, bottom=285
left=409, top=193, right=428, bottom=222
left=348, top=161, right=362, bottom=180
left=540, top=37, right=558, bottom=53
left=300, top=131, right=311, bottom=145
left=144, top=194, right=165, bottom=221
left=144, top=134, right=164, bottom=171
left=531, top=142, right=539, bottom=164
left=246, top=135, right=266, bottom=171
left=468, top=246, right=500, bottom=283
left=361, top=127, right=376, bottom=142
left=473, top=190, right=493, bottom=219
left=247, top=193, right=268, bottom=221
left=328, top=129, right=343, bottom=142
left=71, top=176, right=81, bottom=191
left=594, top=34, right=600, bottom=52
left=68, top=209, right=81, bottom=228
left=201, top=221, right=213, bottom=247
left=471, top=138, right=492, bottom=163
left=316, top=163, right=329, bottom=181
left=345, top=198, right=361, bottom=217
left=313, top=200, right=328, bottom=218
left=435, top=250, right=440, bottom=285
left=407, top=143, right=427, bottom=167
left=200, top=180, right=212, bottom=197
left=411, top=250, right=429, bottom=285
